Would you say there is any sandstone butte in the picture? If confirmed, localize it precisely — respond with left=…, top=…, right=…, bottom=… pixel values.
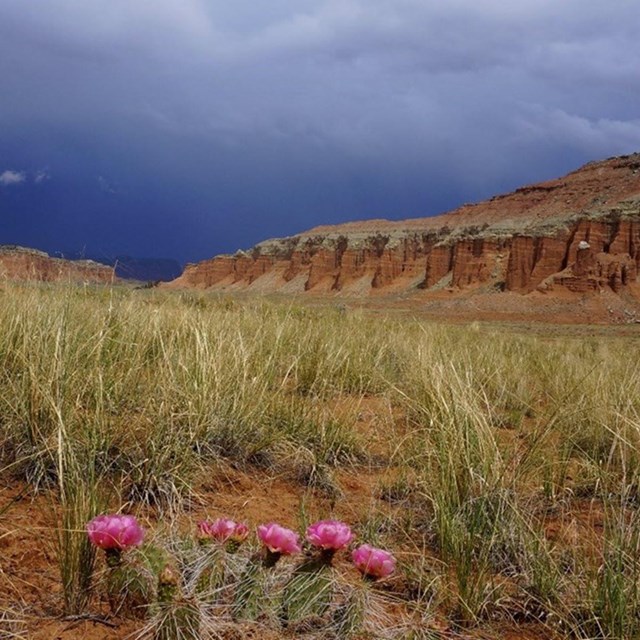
left=0, top=245, right=115, bottom=284
left=169, top=153, right=640, bottom=315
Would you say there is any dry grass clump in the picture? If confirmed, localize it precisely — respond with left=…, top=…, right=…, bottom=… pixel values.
left=2, top=282, right=640, bottom=638
left=0, top=604, right=27, bottom=639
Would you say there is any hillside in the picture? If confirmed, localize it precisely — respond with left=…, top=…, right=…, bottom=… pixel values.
left=169, top=153, right=640, bottom=318
left=0, top=245, right=115, bottom=284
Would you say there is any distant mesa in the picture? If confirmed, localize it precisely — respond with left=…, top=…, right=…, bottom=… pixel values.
left=0, top=245, right=115, bottom=284
left=167, top=152, right=640, bottom=315
left=0, top=247, right=182, bottom=285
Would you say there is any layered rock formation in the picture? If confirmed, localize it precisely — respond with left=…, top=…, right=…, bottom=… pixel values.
left=170, top=153, right=640, bottom=298
left=0, top=246, right=115, bottom=284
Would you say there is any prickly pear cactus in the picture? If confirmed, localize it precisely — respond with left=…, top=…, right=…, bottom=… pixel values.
left=154, top=566, right=201, bottom=640
left=105, top=543, right=168, bottom=618
left=232, top=558, right=265, bottom=621
left=194, top=546, right=226, bottom=600
left=280, top=557, right=333, bottom=626
left=106, top=558, right=154, bottom=618
left=332, top=583, right=367, bottom=639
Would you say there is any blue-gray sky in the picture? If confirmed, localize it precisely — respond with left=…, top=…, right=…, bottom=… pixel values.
left=1, top=0, right=639, bottom=264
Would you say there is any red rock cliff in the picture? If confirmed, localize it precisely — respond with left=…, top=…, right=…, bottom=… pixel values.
left=0, top=246, right=115, bottom=284
left=169, top=153, right=640, bottom=298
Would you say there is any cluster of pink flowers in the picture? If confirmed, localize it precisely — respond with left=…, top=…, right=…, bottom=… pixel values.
left=256, top=518, right=395, bottom=578
left=198, top=518, right=249, bottom=545
left=87, top=514, right=396, bottom=580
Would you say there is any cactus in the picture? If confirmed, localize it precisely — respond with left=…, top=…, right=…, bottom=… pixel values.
left=232, top=557, right=264, bottom=621
left=280, top=556, right=333, bottom=626
left=153, top=566, right=201, bottom=640
left=106, top=553, right=155, bottom=619
left=332, top=583, right=367, bottom=639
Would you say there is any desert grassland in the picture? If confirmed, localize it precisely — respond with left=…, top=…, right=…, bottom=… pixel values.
left=1, top=282, right=640, bottom=639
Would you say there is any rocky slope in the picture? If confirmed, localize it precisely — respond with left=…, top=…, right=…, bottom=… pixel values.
left=170, top=154, right=640, bottom=300
left=0, top=246, right=115, bottom=284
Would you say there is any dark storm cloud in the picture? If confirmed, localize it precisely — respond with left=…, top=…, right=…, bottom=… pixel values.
left=1, top=0, right=639, bottom=263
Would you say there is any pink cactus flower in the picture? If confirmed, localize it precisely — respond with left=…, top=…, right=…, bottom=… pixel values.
left=230, top=521, right=250, bottom=543
left=352, top=544, right=396, bottom=580
left=306, top=520, right=354, bottom=551
left=198, top=518, right=249, bottom=544
left=257, top=523, right=301, bottom=555
left=86, top=514, right=145, bottom=551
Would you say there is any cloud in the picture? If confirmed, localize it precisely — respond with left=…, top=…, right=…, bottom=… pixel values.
left=34, top=169, right=51, bottom=183
left=0, top=170, right=26, bottom=186
left=514, top=106, right=640, bottom=155
left=0, top=168, right=51, bottom=186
